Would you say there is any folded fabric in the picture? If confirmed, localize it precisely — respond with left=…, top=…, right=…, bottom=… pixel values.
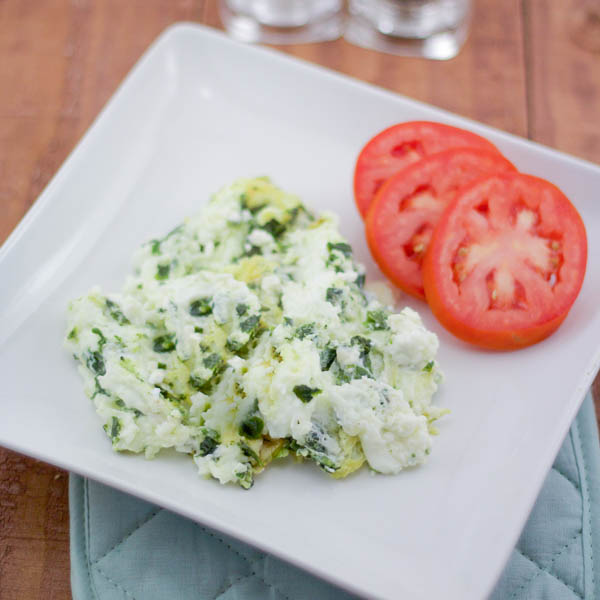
left=70, top=392, right=600, bottom=600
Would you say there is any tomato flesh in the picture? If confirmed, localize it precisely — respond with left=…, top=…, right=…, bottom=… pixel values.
left=354, top=121, right=501, bottom=218
left=366, top=148, right=515, bottom=299
left=422, top=172, right=587, bottom=350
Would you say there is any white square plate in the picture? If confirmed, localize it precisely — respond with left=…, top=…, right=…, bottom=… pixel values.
left=1, top=24, right=599, bottom=600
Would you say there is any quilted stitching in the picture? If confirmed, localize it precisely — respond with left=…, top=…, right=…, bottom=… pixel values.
left=514, top=541, right=584, bottom=599
left=196, top=526, right=293, bottom=600
left=552, top=465, right=581, bottom=492
left=86, top=477, right=159, bottom=564
left=91, top=510, right=162, bottom=566
left=577, top=418, right=596, bottom=595
left=94, top=566, right=138, bottom=600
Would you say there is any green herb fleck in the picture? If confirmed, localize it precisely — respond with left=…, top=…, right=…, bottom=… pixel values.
left=239, top=441, right=262, bottom=466
left=355, top=273, right=365, bottom=288
left=261, top=219, right=286, bottom=238
left=203, top=353, right=222, bottom=370
left=188, top=375, right=209, bottom=392
left=326, top=287, right=343, bottom=305
left=295, top=323, right=315, bottom=340
left=150, top=240, right=161, bottom=255
left=157, top=362, right=167, bottom=369
left=91, top=327, right=107, bottom=348
left=240, top=315, right=260, bottom=333
left=106, top=299, right=130, bottom=325
left=92, top=378, right=108, bottom=399
left=189, top=298, right=212, bottom=316
left=423, top=361, right=434, bottom=372
left=67, top=327, right=78, bottom=341
left=236, top=303, right=248, bottom=317
left=351, top=335, right=372, bottom=369
left=153, top=334, right=176, bottom=353
left=240, top=414, right=264, bottom=439
left=319, top=347, right=336, bottom=371
left=155, top=264, right=170, bottom=280
left=293, top=385, right=322, bottom=403
left=244, top=245, right=262, bottom=258
left=109, top=417, right=121, bottom=439
left=198, top=436, right=218, bottom=457
left=86, top=351, right=105, bottom=376
left=327, top=241, right=352, bottom=257
left=365, top=310, right=389, bottom=331
left=352, top=366, right=371, bottom=379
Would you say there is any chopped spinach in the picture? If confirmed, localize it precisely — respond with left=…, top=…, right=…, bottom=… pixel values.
left=336, top=364, right=372, bottom=385
left=189, top=375, right=209, bottom=393
left=293, top=385, right=322, bottom=403
left=326, top=287, right=343, bottom=305
left=236, top=303, right=248, bottom=317
left=157, top=386, right=184, bottom=405
left=155, top=264, right=170, bottom=280
left=106, top=299, right=130, bottom=325
left=153, top=334, right=176, bottom=353
left=240, top=315, right=260, bottom=333
left=91, top=327, right=107, bottom=348
left=355, top=273, right=365, bottom=288
left=244, top=245, right=262, bottom=258
left=351, top=335, right=372, bottom=370
left=327, top=241, right=352, bottom=257
left=198, top=436, right=218, bottom=457
left=236, top=467, right=254, bottom=490
left=352, top=365, right=371, bottom=379
left=189, top=298, right=212, bottom=316
left=107, top=416, right=121, bottom=440
left=203, top=353, right=223, bottom=371
left=239, top=441, right=262, bottom=465
left=261, top=219, right=286, bottom=238
left=239, top=414, right=264, bottom=439
left=319, top=346, right=336, bottom=371
left=86, top=350, right=105, bottom=376
left=295, top=323, right=315, bottom=340
left=91, top=377, right=108, bottom=399
left=157, top=362, right=167, bottom=369
left=225, top=338, right=244, bottom=353
left=365, top=310, right=389, bottom=331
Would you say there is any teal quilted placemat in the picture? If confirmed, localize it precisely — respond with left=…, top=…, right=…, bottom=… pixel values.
left=70, top=393, right=600, bottom=600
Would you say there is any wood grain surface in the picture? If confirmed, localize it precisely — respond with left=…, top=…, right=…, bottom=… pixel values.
left=0, top=1, right=599, bottom=598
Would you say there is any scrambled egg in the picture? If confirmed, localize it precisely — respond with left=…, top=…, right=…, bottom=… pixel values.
left=65, top=178, right=444, bottom=489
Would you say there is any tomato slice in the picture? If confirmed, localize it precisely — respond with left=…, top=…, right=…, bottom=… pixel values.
left=422, top=172, right=587, bottom=350
left=365, top=148, right=515, bottom=299
left=354, top=121, right=501, bottom=218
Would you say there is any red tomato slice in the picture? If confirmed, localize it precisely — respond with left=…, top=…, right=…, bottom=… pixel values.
left=366, top=148, right=515, bottom=299
left=422, top=172, right=587, bottom=350
left=354, top=121, right=501, bottom=218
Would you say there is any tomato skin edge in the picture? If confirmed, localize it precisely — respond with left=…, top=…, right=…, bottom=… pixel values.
left=365, top=211, right=427, bottom=300
left=353, top=121, right=503, bottom=219
left=422, top=253, right=572, bottom=350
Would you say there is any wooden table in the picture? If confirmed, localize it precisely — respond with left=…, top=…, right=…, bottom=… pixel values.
left=1, top=1, right=599, bottom=597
